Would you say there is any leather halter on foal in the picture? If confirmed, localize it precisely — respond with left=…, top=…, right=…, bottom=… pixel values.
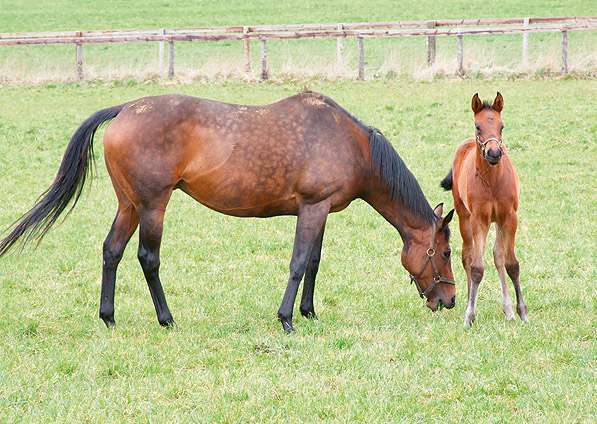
left=409, top=222, right=456, bottom=298
left=477, top=134, right=503, bottom=159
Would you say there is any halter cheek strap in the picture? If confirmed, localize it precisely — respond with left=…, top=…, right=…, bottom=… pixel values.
left=409, top=224, right=456, bottom=299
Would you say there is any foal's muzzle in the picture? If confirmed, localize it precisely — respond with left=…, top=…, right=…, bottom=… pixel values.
left=477, top=135, right=503, bottom=165
left=485, top=149, right=502, bottom=165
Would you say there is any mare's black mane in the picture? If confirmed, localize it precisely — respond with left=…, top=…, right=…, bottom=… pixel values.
left=318, top=93, right=438, bottom=225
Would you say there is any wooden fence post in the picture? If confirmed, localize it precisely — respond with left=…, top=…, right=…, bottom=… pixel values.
left=561, top=30, right=568, bottom=74
left=427, top=21, right=436, bottom=66
left=457, top=34, right=464, bottom=78
left=243, top=27, right=250, bottom=73
left=76, top=42, right=83, bottom=81
left=168, top=40, right=174, bottom=79
left=159, top=29, right=165, bottom=71
left=522, top=18, right=529, bottom=67
left=337, top=23, right=343, bottom=67
left=358, top=37, right=364, bottom=80
left=261, top=39, right=268, bottom=80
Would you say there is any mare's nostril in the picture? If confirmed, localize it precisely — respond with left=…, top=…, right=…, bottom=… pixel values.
left=451, top=295, right=456, bottom=306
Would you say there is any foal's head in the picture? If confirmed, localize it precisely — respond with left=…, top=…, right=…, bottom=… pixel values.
left=472, top=92, right=504, bottom=166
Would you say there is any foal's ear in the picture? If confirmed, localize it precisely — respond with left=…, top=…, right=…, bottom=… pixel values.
left=440, top=209, right=455, bottom=229
left=492, top=92, right=504, bottom=113
left=433, top=203, right=444, bottom=217
left=471, top=93, right=484, bottom=114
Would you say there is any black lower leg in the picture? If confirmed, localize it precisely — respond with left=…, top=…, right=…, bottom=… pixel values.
left=138, top=210, right=174, bottom=327
left=99, top=210, right=138, bottom=327
left=300, top=227, right=325, bottom=319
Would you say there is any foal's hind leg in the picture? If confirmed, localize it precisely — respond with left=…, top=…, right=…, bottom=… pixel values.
left=501, top=215, right=528, bottom=322
left=137, top=207, right=175, bottom=327
left=100, top=204, right=139, bottom=327
left=494, top=227, right=515, bottom=321
left=299, top=223, right=326, bottom=320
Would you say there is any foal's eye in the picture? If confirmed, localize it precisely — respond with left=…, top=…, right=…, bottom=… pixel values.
left=442, top=250, right=451, bottom=259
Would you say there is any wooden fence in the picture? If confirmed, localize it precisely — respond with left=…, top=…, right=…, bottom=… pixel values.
left=1, top=16, right=596, bottom=80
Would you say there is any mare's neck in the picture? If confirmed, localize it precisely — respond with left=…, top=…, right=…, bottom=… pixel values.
left=363, top=183, right=433, bottom=246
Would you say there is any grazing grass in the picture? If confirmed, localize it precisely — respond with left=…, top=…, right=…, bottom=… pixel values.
left=0, top=79, right=595, bottom=422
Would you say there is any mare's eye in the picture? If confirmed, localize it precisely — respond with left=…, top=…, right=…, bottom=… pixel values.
left=442, top=250, right=451, bottom=259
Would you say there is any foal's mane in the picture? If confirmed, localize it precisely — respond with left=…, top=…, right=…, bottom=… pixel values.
left=316, top=93, right=437, bottom=225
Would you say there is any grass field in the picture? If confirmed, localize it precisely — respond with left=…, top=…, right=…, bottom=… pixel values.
left=0, top=78, right=595, bottom=422
left=1, top=1, right=597, bottom=82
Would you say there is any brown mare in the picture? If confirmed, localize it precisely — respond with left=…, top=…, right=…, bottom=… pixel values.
left=0, top=91, right=456, bottom=332
left=441, top=92, right=528, bottom=326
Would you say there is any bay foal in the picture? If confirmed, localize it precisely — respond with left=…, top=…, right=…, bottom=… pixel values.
left=441, top=93, right=528, bottom=326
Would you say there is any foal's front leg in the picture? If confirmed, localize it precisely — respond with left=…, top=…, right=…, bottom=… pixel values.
left=463, top=216, right=490, bottom=327
left=278, top=202, right=329, bottom=332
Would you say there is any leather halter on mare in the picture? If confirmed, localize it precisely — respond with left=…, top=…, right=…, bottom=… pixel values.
left=409, top=222, right=456, bottom=298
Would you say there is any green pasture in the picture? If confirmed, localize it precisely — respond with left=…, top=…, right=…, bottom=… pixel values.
left=1, top=0, right=597, bottom=82
left=0, top=79, right=595, bottom=422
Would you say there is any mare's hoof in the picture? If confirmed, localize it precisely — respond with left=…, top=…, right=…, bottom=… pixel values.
left=300, top=308, right=318, bottom=320
left=159, top=317, right=177, bottom=328
left=100, top=315, right=116, bottom=328
left=279, top=317, right=294, bottom=333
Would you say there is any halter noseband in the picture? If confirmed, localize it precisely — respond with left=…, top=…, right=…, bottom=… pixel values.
left=477, top=134, right=503, bottom=158
left=409, top=223, right=456, bottom=299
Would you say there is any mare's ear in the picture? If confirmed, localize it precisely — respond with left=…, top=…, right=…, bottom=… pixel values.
left=440, top=209, right=455, bottom=229
left=492, top=92, right=504, bottom=113
left=433, top=203, right=444, bottom=217
left=471, top=93, right=484, bottom=114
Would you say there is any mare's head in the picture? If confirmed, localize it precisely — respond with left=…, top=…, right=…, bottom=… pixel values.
left=472, top=92, right=504, bottom=166
left=402, top=204, right=456, bottom=311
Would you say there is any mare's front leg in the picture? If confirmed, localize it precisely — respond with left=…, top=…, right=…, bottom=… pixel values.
left=137, top=207, right=175, bottom=327
left=463, top=214, right=490, bottom=327
left=299, top=224, right=326, bottom=320
left=278, top=202, right=330, bottom=332
left=100, top=204, right=139, bottom=327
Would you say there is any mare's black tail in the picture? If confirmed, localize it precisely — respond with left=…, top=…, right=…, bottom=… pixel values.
left=0, top=104, right=126, bottom=258
left=440, top=168, right=453, bottom=191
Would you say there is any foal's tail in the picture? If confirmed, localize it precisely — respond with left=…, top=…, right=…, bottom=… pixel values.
left=0, top=104, right=126, bottom=258
left=440, top=168, right=453, bottom=191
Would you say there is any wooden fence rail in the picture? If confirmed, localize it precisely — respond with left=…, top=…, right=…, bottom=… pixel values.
left=1, top=16, right=596, bottom=80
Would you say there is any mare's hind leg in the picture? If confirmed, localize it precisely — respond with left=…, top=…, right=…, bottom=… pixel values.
left=299, top=223, right=326, bottom=320
left=501, top=214, right=528, bottom=322
left=137, top=206, right=175, bottom=327
left=494, top=227, right=515, bottom=320
left=278, top=202, right=330, bottom=332
left=100, top=204, right=139, bottom=327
